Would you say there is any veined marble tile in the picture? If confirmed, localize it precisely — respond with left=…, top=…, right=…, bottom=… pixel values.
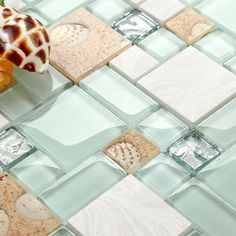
left=138, top=46, right=236, bottom=127
left=69, top=175, right=192, bottom=236
left=0, top=114, right=10, bottom=131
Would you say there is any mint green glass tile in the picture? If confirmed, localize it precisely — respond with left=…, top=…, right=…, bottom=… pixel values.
left=11, top=151, right=64, bottom=194
left=23, top=9, right=49, bottom=26
left=80, top=66, right=158, bottom=127
left=19, top=86, right=126, bottom=171
left=139, top=28, right=186, bottom=62
left=198, top=98, right=236, bottom=149
left=195, top=30, right=236, bottom=64
left=41, top=152, right=126, bottom=220
left=87, top=0, right=132, bottom=24
left=136, top=153, right=190, bottom=199
left=182, top=0, right=203, bottom=6
left=187, top=229, right=204, bottom=236
left=168, top=179, right=236, bottom=236
left=49, top=226, right=77, bottom=236
left=224, top=55, right=236, bottom=74
left=137, top=109, right=188, bottom=151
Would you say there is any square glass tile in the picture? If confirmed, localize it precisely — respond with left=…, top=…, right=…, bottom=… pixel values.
left=136, top=153, right=190, bottom=199
left=41, top=152, right=126, bottom=220
left=49, top=226, right=77, bottom=236
left=139, top=28, right=187, bottom=62
left=168, top=179, right=236, bottom=236
left=225, top=55, right=236, bottom=74
left=11, top=151, right=64, bottom=194
left=112, top=9, right=160, bottom=43
left=80, top=66, right=158, bottom=126
left=0, top=114, right=10, bottom=131
left=87, top=0, right=132, bottom=24
left=23, top=9, right=49, bottom=26
left=137, top=109, right=188, bottom=152
left=19, top=86, right=126, bottom=172
left=168, top=130, right=221, bottom=174
left=195, top=30, right=236, bottom=64
left=0, top=128, right=35, bottom=169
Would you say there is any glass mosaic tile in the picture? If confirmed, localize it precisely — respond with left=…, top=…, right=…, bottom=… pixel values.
left=187, top=229, right=204, bottom=236
left=80, top=66, right=158, bottom=126
left=0, top=114, right=10, bottom=131
left=23, top=9, right=49, bottom=26
left=41, top=152, right=126, bottom=220
left=49, top=226, right=77, bottom=236
left=125, top=0, right=144, bottom=6
left=181, top=0, right=203, bottom=6
left=137, top=109, right=188, bottom=152
left=136, top=153, right=190, bottom=199
left=225, top=54, right=236, bottom=74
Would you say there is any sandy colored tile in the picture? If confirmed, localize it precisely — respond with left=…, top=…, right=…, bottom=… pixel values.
left=0, top=172, right=60, bottom=236
left=165, top=8, right=214, bottom=45
left=48, top=8, right=131, bottom=83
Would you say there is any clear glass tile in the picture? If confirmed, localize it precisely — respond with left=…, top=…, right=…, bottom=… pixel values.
left=224, top=54, right=236, bottom=74
left=19, top=86, right=126, bottom=172
left=41, top=152, right=126, bottom=220
left=11, top=151, right=64, bottom=194
left=168, top=179, right=236, bottom=236
left=0, top=114, right=10, bottom=132
left=87, top=0, right=132, bottom=24
left=181, top=0, right=203, bottom=6
left=135, top=153, right=190, bottom=199
left=80, top=66, right=158, bottom=127
left=139, top=28, right=187, bottom=62
left=112, top=9, right=160, bottom=43
left=49, top=226, right=77, bottom=236
left=0, top=128, right=35, bottom=169
left=195, top=30, right=236, bottom=64
left=168, top=130, right=221, bottom=174
left=23, top=9, right=49, bottom=26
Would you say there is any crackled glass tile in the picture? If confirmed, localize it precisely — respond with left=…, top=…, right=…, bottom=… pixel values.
left=80, top=66, right=158, bottom=126
left=23, top=9, right=49, bottom=26
left=168, top=179, right=236, bottom=236
left=139, top=28, right=187, bottom=62
left=0, top=128, right=35, bottom=169
left=195, top=30, right=236, bottom=64
left=225, top=55, right=236, bottom=74
left=0, top=114, right=10, bottom=132
left=49, top=226, right=77, bottom=236
left=87, top=0, right=132, bottom=24
left=112, top=9, right=159, bottom=43
left=41, top=152, right=126, bottom=220
left=136, top=153, right=190, bottom=199
left=19, top=86, right=126, bottom=172
left=11, top=151, right=64, bottom=194
left=168, top=130, right=221, bottom=174
left=137, top=109, right=188, bottom=152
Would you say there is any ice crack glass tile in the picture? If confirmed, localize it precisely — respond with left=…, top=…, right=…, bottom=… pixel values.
left=138, top=47, right=236, bottom=127
left=19, top=86, right=126, bottom=171
left=69, top=175, right=192, bottom=236
left=136, top=153, right=190, bottom=199
left=41, top=152, right=126, bottom=220
left=137, top=109, right=188, bottom=152
left=0, top=114, right=10, bottom=132
left=168, top=179, right=236, bottom=236
left=0, top=172, right=60, bottom=235
left=48, top=8, right=130, bottom=84
left=168, top=130, right=221, bottom=174
left=165, top=8, right=214, bottom=45
left=80, top=66, right=158, bottom=126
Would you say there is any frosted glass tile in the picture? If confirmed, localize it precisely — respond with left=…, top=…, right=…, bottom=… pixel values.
left=49, top=226, right=77, bottom=236
left=0, top=114, right=10, bottom=131
left=80, top=66, right=158, bottom=126
left=139, top=28, right=186, bottom=62
left=195, top=30, right=236, bottom=64
left=225, top=55, right=236, bottom=74
left=168, top=179, right=236, bottom=236
left=87, top=0, right=132, bottom=24
left=41, top=152, right=126, bottom=220
left=23, top=9, right=49, bottom=26
left=137, top=109, right=188, bottom=152
left=136, top=153, right=190, bottom=198
left=11, top=151, right=64, bottom=194
left=19, top=86, right=126, bottom=171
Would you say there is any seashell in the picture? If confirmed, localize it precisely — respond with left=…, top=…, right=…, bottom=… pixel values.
left=0, top=5, right=50, bottom=73
left=0, top=209, right=9, bottom=236
left=15, top=193, right=52, bottom=221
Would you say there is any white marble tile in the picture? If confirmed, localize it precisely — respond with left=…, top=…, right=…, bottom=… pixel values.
left=139, top=0, right=186, bottom=25
left=138, top=47, right=236, bottom=127
left=69, top=175, right=192, bottom=236
left=110, top=45, right=160, bottom=82
left=0, top=114, right=9, bottom=131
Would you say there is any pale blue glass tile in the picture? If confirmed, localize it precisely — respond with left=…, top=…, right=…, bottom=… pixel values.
left=195, top=30, right=236, bottom=64
left=49, top=226, right=77, bottom=236
left=139, top=28, right=186, bottom=62
left=41, top=152, right=126, bottom=220
left=19, top=86, right=126, bottom=172
left=11, top=151, right=64, bottom=194
left=168, top=179, right=236, bottom=236
left=23, top=9, right=49, bottom=26
left=137, top=109, right=188, bottom=152
left=135, top=153, right=190, bottom=199
left=87, top=0, right=132, bottom=24
left=80, top=66, right=158, bottom=127
left=224, top=55, right=236, bottom=74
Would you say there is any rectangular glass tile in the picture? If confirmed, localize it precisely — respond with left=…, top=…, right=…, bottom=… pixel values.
left=224, top=54, right=236, bottom=74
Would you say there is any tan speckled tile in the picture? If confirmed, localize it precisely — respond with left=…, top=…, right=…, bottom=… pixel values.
left=0, top=172, right=60, bottom=236
left=165, top=8, right=214, bottom=45
left=48, top=8, right=131, bottom=83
